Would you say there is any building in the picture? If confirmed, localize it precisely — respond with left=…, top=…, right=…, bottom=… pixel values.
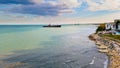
left=105, top=19, right=120, bottom=31
left=105, top=19, right=120, bottom=34
left=114, top=19, right=120, bottom=30
left=105, top=22, right=116, bottom=30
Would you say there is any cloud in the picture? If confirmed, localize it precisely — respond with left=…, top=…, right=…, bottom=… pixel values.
left=0, top=0, right=45, bottom=4
left=6, top=2, right=72, bottom=16
left=58, top=0, right=82, bottom=8
left=86, top=0, right=120, bottom=11
left=0, top=0, right=82, bottom=7
left=1, top=0, right=120, bottom=13
left=31, top=0, right=44, bottom=4
left=1, top=0, right=120, bottom=17
left=0, top=0, right=82, bottom=16
left=4, top=0, right=82, bottom=16
left=1, top=11, right=120, bottom=24
left=0, top=0, right=33, bottom=4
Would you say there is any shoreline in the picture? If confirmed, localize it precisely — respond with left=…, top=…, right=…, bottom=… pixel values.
left=89, top=33, right=120, bottom=68
left=104, top=56, right=109, bottom=68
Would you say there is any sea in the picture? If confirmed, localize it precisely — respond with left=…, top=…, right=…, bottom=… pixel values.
left=0, top=25, right=108, bottom=68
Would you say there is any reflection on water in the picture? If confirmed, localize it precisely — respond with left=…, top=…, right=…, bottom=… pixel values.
left=0, top=25, right=107, bottom=68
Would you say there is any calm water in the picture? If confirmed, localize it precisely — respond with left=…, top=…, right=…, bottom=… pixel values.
left=0, top=25, right=107, bottom=68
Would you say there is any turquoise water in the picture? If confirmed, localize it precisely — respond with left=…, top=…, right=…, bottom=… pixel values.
left=0, top=25, right=107, bottom=68
left=116, top=31, right=120, bottom=34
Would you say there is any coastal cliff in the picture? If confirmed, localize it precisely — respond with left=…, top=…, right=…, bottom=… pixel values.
left=89, top=34, right=120, bottom=68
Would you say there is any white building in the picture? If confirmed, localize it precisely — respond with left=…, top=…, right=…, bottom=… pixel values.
left=105, top=23, right=116, bottom=30
left=105, top=20, right=120, bottom=31
left=105, top=20, right=120, bottom=34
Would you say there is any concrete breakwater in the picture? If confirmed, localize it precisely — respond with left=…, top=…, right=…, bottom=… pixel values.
left=89, top=34, right=120, bottom=68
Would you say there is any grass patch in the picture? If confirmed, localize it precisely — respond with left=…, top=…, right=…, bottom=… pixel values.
left=101, top=34, right=120, bottom=40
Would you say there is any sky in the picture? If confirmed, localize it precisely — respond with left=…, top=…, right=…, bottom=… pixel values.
left=0, top=0, right=120, bottom=24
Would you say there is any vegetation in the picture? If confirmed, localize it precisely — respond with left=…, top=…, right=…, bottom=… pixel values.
left=115, top=20, right=120, bottom=29
left=96, top=23, right=106, bottom=33
left=101, top=34, right=120, bottom=40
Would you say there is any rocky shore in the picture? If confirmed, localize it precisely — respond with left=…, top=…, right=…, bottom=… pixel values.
left=89, top=34, right=120, bottom=68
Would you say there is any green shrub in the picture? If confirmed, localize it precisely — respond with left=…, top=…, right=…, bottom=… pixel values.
left=96, top=24, right=105, bottom=33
